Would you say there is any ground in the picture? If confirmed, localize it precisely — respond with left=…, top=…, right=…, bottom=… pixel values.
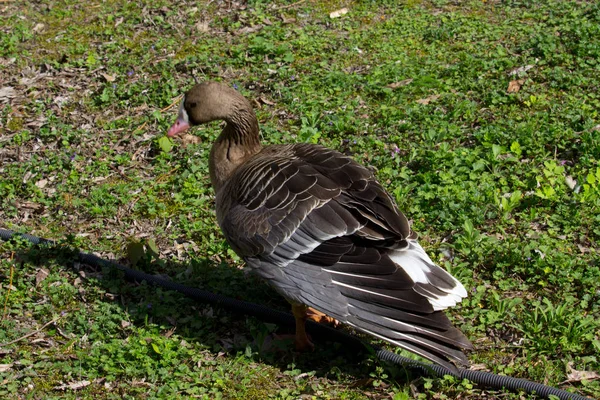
left=1, top=0, right=599, bottom=399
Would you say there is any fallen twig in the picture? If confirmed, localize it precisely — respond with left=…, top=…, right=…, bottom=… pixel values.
left=0, top=317, right=61, bottom=347
left=161, top=96, right=183, bottom=113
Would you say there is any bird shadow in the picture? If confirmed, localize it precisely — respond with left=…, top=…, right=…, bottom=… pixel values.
left=11, top=239, right=421, bottom=387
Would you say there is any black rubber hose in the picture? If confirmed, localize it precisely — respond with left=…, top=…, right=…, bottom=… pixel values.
left=0, top=228, right=591, bottom=400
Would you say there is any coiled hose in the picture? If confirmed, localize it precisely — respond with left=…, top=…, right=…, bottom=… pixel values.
left=0, top=228, right=591, bottom=400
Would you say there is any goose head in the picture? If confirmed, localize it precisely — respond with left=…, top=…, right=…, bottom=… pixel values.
left=167, top=81, right=261, bottom=191
left=167, top=81, right=248, bottom=137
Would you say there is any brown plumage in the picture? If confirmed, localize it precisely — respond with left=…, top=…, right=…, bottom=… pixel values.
left=167, top=81, right=472, bottom=370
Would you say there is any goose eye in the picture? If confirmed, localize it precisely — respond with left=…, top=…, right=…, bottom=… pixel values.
left=189, top=102, right=197, bottom=109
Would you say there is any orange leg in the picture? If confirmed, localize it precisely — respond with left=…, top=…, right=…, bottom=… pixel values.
left=291, top=303, right=314, bottom=352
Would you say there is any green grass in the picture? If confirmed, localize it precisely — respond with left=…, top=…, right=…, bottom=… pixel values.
left=1, top=0, right=600, bottom=398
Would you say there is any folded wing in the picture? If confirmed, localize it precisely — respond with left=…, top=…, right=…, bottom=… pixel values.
left=217, top=143, right=471, bottom=369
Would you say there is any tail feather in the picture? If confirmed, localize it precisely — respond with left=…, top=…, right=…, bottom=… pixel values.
left=348, top=321, right=470, bottom=370
left=348, top=303, right=471, bottom=350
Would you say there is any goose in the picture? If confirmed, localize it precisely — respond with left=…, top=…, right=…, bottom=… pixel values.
left=167, top=81, right=472, bottom=369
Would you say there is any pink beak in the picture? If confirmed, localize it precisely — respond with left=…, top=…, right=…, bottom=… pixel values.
left=167, top=98, right=190, bottom=137
left=167, top=117, right=190, bottom=137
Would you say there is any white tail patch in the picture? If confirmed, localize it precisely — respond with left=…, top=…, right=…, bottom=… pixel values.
left=389, top=240, right=467, bottom=311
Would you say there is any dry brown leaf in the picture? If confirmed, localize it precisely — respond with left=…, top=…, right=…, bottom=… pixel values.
left=0, top=86, right=17, bottom=102
left=31, top=338, right=54, bottom=346
left=565, top=175, right=577, bottom=190
left=387, top=79, right=413, bottom=89
left=561, top=362, right=600, bottom=384
left=164, top=326, right=176, bottom=338
left=26, top=116, right=47, bottom=128
left=509, top=64, right=534, bottom=76
left=236, top=25, right=262, bottom=35
left=54, top=95, right=69, bottom=106
left=259, top=96, right=275, bottom=106
left=19, top=201, right=44, bottom=212
left=0, top=58, right=16, bottom=66
left=196, top=21, right=209, bottom=33
left=507, top=79, right=525, bottom=93
left=33, top=23, right=45, bottom=33
left=92, top=176, right=109, bottom=183
left=330, top=8, right=349, bottom=18
left=469, top=363, right=488, bottom=371
left=349, top=377, right=374, bottom=388
left=131, top=378, right=152, bottom=387
left=0, top=364, right=13, bottom=372
left=36, top=268, right=49, bottom=286
left=180, top=133, right=201, bottom=146
left=35, top=179, right=48, bottom=189
left=280, top=14, right=296, bottom=24
left=416, top=94, right=440, bottom=105
left=101, top=73, right=116, bottom=82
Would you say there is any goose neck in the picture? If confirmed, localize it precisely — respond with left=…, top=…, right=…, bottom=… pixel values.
left=209, top=108, right=261, bottom=192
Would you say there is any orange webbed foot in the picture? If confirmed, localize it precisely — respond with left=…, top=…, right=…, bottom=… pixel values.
left=306, top=307, right=340, bottom=327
